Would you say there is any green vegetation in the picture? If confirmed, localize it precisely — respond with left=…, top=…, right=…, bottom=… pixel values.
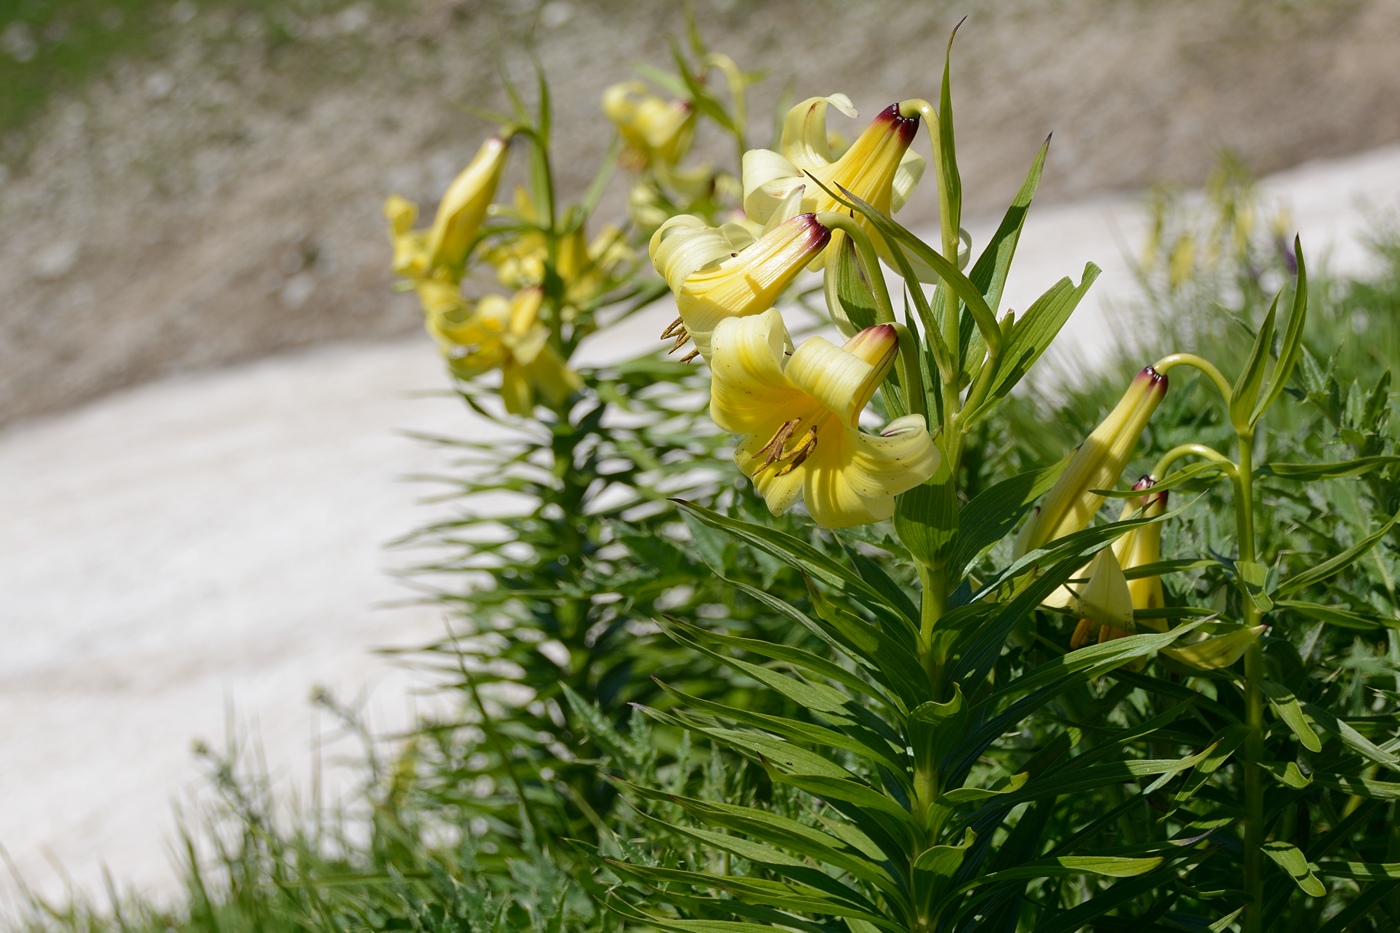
left=10, top=26, right=1400, bottom=933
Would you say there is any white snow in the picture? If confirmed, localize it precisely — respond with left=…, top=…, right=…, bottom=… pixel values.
left=2, top=143, right=1399, bottom=913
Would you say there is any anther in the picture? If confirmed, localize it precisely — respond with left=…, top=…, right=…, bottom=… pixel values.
left=659, top=316, right=685, bottom=340
left=775, top=427, right=819, bottom=474
left=757, top=419, right=799, bottom=466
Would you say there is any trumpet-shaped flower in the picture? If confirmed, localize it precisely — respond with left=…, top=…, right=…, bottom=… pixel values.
left=708, top=309, right=938, bottom=528
left=741, top=95, right=924, bottom=270
left=650, top=211, right=831, bottom=362
left=1016, top=366, right=1169, bottom=557
left=602, top=81, right=696, bottom=172
left=430, top=287, right=580, bottom=417
left=1070, top=478, right=1169, bottom=648
left=384, top=135, right=510, bottom=283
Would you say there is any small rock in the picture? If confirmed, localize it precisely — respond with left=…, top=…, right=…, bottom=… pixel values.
left=280, top=273, right=317, bottom=311
left=32, top=240, right=80, bottom=281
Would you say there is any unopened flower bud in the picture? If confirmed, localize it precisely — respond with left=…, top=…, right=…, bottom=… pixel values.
left=1017, top=366, right=1168, bottom=556
left=425, top=135, right=511, bottom=276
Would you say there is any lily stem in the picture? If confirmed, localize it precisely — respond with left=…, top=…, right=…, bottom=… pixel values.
left=1153, top=352, right=1235, bottom=408
left=1234, top=428, right=1266, bottom=933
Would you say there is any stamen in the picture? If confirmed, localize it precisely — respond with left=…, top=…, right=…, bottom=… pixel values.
left=757, top=419, right=799, bottom=466
left=659, top=316, right=685, bottom=340
left=667, top=330, right=690, bottom=354
left=775, top=427, right=819, bottom=475
left=679, top=349, right=700, bottom=363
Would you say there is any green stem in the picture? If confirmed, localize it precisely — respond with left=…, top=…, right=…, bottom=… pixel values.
left=814, top=212, right=896, bottom=325
left=1153, top=352, right=1234, bottom=408
left=892, top=323, right=928, bottom=421
left=1152, top=443, right=1238, bottom=481
left=1234, top=429, right=1265, bottom=933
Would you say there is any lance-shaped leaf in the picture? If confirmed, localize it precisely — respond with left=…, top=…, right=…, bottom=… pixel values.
left=1277, top=509, right=1400, bottom=597
left=1260, top=680, right=1323, bottom=752
left=1263, top=841, right=1327, bottom=897
left=1252, top=237, right=1308, bottom=424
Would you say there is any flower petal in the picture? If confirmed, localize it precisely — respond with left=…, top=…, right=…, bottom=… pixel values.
left=780, top=94, right=857, bottom=172
left=784, top=336, right=877, bottom=428
left=741, top=148, right=807, bottom=224
left=801, top=438, right=896, bottom=528
left=840, top=415, right=940, bottom=499
left=890, top=149, right=927, bottom=213
left=649, top=215, right=746, bottom=293
left=707, top=309, right=810, bottom=436
left=735, top=433, right=808, bottom=516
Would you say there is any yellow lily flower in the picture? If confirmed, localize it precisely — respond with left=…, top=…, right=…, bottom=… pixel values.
left=430, top=287, right=581, bottom=417
left=650, top=210, right=831, bottom=362
left=1016, top=366, right=1169, bottom=556
left=384, top=135, right=511, bottom=284
left=485, top=187, right=633, bottom=313
left=1069, top=478, right=1169, bottom=647
left=602, top=81, right=696, bottom=172
left=741, top=95, right=925, bottom=270
left=708, top=308, right=938, bottom=528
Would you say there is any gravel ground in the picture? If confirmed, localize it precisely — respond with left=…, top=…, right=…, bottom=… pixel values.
left=3, top=141, right=1399, bottom=910
left=3, top=0, right=1400, bottom=426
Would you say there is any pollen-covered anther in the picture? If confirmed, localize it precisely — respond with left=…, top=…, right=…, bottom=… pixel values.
left=660, top=316, right=686, bottom=340
left=679, top=349, right=700, bottom=364
left=667, top=329, right=691, bottom=354
left=775, top=427, right=819, bottom=475
left=757, top=419, right=800, bottom=466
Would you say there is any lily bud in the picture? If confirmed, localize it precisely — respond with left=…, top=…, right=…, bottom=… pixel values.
left=1070, top=548, right=1135, bottom=649
left=602, top=82, right=696, bottom=171
left=1067, top=476, right=1169, bottom=648
left=653, top=213, right=832, bottom=362
left=1017, top=366, right=1169, bottom=556
left=1116, top=477, right=1168, bottom=629
left=425, top=135, right=511, bottom=276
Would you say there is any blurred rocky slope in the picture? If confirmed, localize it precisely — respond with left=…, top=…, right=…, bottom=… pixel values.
left=3, top=0, right=1399, bottom=427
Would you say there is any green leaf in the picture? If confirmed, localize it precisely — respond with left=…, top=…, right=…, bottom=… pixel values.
left=1260, top=680, right=1323, bottom=752
left=960, top=264, right=1101, bottom=426
left=895, top=478, right=959, bottom=568
left=1238, top=559, right=1274, bottom=612
left=1262, top=841, right=1327, bottom=897
left=947, top=466, right=1059, bottom=576
left=985, top=743, right=1218, bottom=808
left=1230, top=292, right=1278, bottom=431
left=938, top=771, right=1030, bottom=805
left=1301, top=703, right=1400, bottom=770
left=1279, top=599, right=1398, bottom=631
left=1277, top=509, right=1400, bottom=596
left=908, top=685, right=967, bottom=784
left=967, top=136, right=1048, bottom=319
left=912, top=827, right=976, bottom=874
left=642, top=799, right=903, bottom=901
left=1317, top=861, right=1400, bottom=880
left=1253, top=237, right=1309, bottom=423
left=654, top=681, right=909, bottom=779
left=1176, top=723, right=1250, bottom=802
left=1258, top=455, right=1400, bottom=480
left=1093, top=459, right=1231, bottom=497
left=674, top=499, right=912, bottom=625
left=827, top=229, right=880, bottom=333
